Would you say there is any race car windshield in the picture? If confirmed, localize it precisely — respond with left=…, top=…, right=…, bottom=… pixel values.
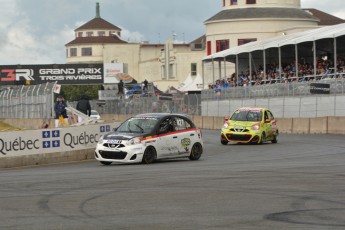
left=230, top=110, right=262, bottom=121
left=117, top=117, right=159, bottom=133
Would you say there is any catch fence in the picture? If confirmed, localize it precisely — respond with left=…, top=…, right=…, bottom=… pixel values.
left=0, top=82, right=56, bottom=119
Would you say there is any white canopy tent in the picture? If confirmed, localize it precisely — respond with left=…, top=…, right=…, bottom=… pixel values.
left=203, top=23, right=345, bottom=60
left=178, top=74, right=204, bottom=92
left=202, top=23, right=345, bottom=86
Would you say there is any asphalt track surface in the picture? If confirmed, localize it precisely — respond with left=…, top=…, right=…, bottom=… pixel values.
left=0, top=130, right=345, bottom=230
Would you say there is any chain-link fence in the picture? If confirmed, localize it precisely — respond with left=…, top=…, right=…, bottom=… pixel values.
left=201, top=77, right=345, bottom=118
left=0, top=82, right=55, bottom=118
left=2, top=77, right=345, bottom=119
left=69, top=93, right=201, bottom=116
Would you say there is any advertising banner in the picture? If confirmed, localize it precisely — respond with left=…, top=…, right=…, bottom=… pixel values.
left=0, top=124, right=116, bottom=157
left=0, top=64, right=103, bottom=85
left=310, top=83, right=330, bottom=94
left=104, top=63, right=136, bottom=84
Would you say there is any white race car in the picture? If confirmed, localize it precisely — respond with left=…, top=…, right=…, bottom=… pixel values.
left=95, top=113, right=203, bottom=165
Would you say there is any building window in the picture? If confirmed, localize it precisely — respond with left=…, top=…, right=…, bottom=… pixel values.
left=81, top=47, right=92, bottom=56
left=98, top=31, right=105, bottom=36
left=169, top=64, right=174, bottom=79
left=216, top=39, right=229, bottom=52
left=70, top=48, right=77, bottom=57
left=86, top=32, right=93, bottom=37
left=191, top=63, right=197, bottom=76
left=238, top=38, right=257, bottom=46
left=231, top=0, right=238, bottom=5
left=161, top=65, right=166, bottom=80
left=246, top=0, right=256, bottom=4
left=223, top=0, right=226, bottom=6
left=207, top=41, right=211, bottom=55
left=78, top=32, right=83, bottom=37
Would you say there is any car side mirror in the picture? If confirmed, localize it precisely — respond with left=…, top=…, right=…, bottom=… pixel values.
left=113, top=127, right=118, bottom=132
left=265, top=119, right=271, bottom=123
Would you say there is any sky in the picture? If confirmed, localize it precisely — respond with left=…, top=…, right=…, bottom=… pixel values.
left=0, top=0, right=344, bottom=65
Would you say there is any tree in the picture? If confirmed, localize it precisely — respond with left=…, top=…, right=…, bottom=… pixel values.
left=59, top=85, right=101, bottom=102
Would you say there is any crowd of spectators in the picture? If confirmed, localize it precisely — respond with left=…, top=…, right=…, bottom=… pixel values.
left=208, top=56, right=345, bottom=90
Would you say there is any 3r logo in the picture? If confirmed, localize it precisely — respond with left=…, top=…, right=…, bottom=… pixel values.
left=0, top=69, right=34, bottom=82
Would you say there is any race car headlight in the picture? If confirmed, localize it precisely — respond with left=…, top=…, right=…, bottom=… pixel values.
left=251, top=122, right=260, bottom=130
left=98, top=135, right=104, bottom=144
left=127, top=137, right=141, bottom=146
left=222, top=122, right=229, bottom=131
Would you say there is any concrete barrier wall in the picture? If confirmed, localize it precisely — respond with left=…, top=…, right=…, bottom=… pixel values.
left=0, top=149, right=94, bottom=168
left=2, top=115, right=345, bottom=134
left=328, top=117, right=345, bottom=135
left=309, top=117, right=328, bottom=134
left=112, top=114, right=345, bottom=135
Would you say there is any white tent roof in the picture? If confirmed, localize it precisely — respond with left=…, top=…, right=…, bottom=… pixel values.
left=178, top=74, right=204, bottom=92
left=203, top=23, right=345, bottom=60
left=177, top=74, right=193, bottom=91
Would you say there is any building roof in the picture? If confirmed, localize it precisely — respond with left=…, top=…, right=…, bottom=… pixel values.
left=303, top=8, right=345, bottom=25
left=66, top=36, right=127, bottom=46
left=190, top=35, right=206, bottom=44
left=75, top=17, right=121, bottom=31
left=205, top=7, right=319, bottom=23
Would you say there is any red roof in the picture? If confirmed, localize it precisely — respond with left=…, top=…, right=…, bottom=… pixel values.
left=303, top=8, right=345, bottom=25
left=66, top=36, right=127, bottom=46
left=75, top=17, right=121, bottom=31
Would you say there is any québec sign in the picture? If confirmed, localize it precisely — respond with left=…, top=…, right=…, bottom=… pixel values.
left=0, top=124, right=113, bottom=157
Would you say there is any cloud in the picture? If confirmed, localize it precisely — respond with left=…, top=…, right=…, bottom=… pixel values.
left=119, top=27, right=146, bottom=43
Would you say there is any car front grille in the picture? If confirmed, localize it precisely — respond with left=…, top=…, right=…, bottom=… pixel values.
left=103, top=143, right=125, bottom=148
left=98, top=150, right=127, bottom=160
left=226, top=134, right=252, bottom=142
left=230, top=128, right=249, bottom=132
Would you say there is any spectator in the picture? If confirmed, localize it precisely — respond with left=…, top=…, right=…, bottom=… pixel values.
left=76, top=94, right=91, bottom=123
left=54, top=95, right=68, bottom=127
left=118, top=80, right=124, bottom=94
left=143, top=79, right=148, bottom=91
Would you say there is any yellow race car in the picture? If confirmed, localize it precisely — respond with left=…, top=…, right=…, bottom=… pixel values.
left=220, top=107, right=278, bottom=145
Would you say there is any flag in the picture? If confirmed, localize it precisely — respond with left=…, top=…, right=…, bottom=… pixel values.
left=53, top=84, right=61, bottom=94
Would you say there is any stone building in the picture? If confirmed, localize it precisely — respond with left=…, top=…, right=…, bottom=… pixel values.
left=65, top=3, right=205, bottom=91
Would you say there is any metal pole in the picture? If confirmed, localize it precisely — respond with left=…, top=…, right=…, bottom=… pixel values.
left=278, top=47, right=282, bottom=80
left=218, top=59, right=222, bottom=80
left=313, top=41, right=317, bottom=76
left=236, top=55, right=239, bottom=86
left=263, top=50, right=266, bottom=80
left=224, top=57, right=227, bottom=79
left=295, top=44, right=298, bottom=80
left=249, top=53, right=252, bottom=81
left=212, top=59, right=215, bottom=84
left=334, top=37, right=337, bottom=77
left=202, top=61, right=205, bottom=89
